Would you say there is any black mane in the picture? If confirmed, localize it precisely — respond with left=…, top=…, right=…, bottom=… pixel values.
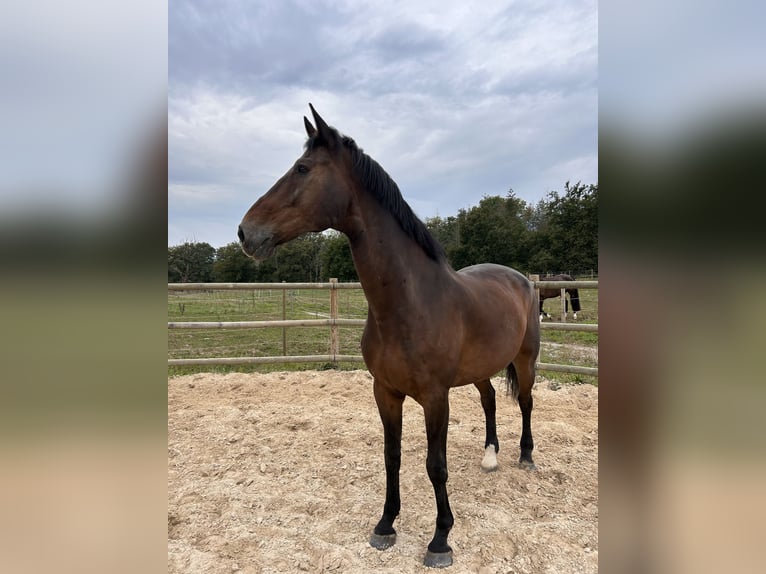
left=306, top=130, right=446, bottom=262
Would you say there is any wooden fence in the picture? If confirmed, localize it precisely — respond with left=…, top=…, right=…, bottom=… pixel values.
left=168, top=279, right=598, bottom=376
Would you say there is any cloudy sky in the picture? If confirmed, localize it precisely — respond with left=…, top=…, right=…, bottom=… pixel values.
left=169, top=0, right=597, bottom=248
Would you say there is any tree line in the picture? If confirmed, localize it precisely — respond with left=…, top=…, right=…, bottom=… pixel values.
left=168, top=181, right=597, bottom=283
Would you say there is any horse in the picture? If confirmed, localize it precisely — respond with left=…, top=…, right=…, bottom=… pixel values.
left=538, top=273, right=581, bottom=321
left=238, top=105, right=540, bottom=568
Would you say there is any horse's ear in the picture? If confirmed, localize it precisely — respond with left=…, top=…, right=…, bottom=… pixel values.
left=304, top=116, right=316, bottom=138
left=309, top=103, right=335, bottom=146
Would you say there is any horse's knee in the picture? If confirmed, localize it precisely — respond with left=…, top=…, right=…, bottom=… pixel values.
left=426, top=458, right=448, bottom=485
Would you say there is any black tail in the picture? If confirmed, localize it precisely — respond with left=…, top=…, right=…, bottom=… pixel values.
left=506, top=363, right=519, bottom=402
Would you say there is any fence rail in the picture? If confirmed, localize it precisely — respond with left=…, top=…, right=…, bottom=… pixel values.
left=168, top=318, right=367, bottom=329
left=168, top=280, right=598, bottom=376
left=168, top=355, right=365, bottom=366
left=168, top=282, right=362, bottom=291
left=534, top=280, right=598, bottom=289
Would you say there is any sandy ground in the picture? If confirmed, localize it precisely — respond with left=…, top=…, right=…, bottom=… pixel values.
left=168, top=370, right=597, bottom=573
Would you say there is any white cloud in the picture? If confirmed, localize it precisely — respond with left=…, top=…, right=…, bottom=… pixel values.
left=168, top=0, right=597, bottom=246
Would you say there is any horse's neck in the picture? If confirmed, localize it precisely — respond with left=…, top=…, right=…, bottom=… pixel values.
left=342, top=192, right=449, bottom=320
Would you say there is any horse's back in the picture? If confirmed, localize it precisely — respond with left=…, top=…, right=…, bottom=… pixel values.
left=456, top=263, right=534, bottom=299
left=456, top=263, right=535, bottom=321
left=539, top=273, right=576, bottom=299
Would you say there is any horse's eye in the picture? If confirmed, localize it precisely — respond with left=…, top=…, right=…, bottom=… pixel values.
left=295, top=164, right=309, bottom=174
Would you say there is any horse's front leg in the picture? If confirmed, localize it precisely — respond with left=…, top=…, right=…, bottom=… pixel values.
left=423, top=392, right=454, bottom=568
left=370, top=379, right=404, bottom=550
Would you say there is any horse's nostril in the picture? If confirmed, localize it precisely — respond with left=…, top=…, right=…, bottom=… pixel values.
left=237, top=225, right=245, bottom=243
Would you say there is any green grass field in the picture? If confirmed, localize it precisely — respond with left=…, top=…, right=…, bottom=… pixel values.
left=168, top=288, right=369, bottom=376
left=538, top=284, right=599, bottom=383
left=168, top=283, right=598, bottom=384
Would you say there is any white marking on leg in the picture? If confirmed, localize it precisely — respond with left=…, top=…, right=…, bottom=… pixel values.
left=481, top=445, right=498, bottom=472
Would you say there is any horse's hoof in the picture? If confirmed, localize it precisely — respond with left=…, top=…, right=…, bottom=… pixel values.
left=424, top=549, right=453, bottom=568
left=519, top=459, right=537, bottom=471
left=369, top=532, right=396, bottom=550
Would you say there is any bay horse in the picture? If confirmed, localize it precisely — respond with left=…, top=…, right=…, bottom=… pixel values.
left=538, top=273, right=581, bottom=321
left=238, top=105, right=540, bottom=568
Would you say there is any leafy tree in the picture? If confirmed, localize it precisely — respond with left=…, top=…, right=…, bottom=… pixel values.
left=449, top=192, right=531, bottom=271
left=320, top=231, right=357, bottom=281
left=250, top=257, right=278, bottom=282
left=425, top=215, right=460, bottom=258
left=271, top=234, right=324, bottom=282
left=525, top=199, right=556, bottom=273
left=213, top=242, right=258, bottom=282
left=168, top=241, right=215, bottom=282
left=167, top=181, right=598, bottom=282
left=541, top=181, right=598, bottom=274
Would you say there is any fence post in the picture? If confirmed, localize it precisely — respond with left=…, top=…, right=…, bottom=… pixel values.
left=529, top=274, right=540, bottom=363
left=529, top=274, right=540, bottom=313
left=560, top=288, right=566, bottom=322
left=329, top=278, right=339, bottom=363
left=282, top=281, right=287, bottom=355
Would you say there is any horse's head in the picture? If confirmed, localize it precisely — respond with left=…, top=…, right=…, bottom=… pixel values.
left=238, top=104, right=352, bottom=260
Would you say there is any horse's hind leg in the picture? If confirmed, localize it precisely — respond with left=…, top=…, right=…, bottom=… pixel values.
left=514, top=321, right=539, bottom=470
left=513, top=356, right=537, bottom=469
left=517, top=372, right=535, bottom=469
left=422, top=390, right=454, bottom=567
left=474, top=379, right=499, bottom=471
left=539, top=299, right=550, bottom=321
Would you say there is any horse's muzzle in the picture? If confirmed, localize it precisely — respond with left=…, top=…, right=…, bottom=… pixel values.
left=238, top=223, right=277, bottom=260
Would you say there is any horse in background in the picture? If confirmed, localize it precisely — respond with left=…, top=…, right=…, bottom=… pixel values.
left=538, top=273, right=581, bottom=321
